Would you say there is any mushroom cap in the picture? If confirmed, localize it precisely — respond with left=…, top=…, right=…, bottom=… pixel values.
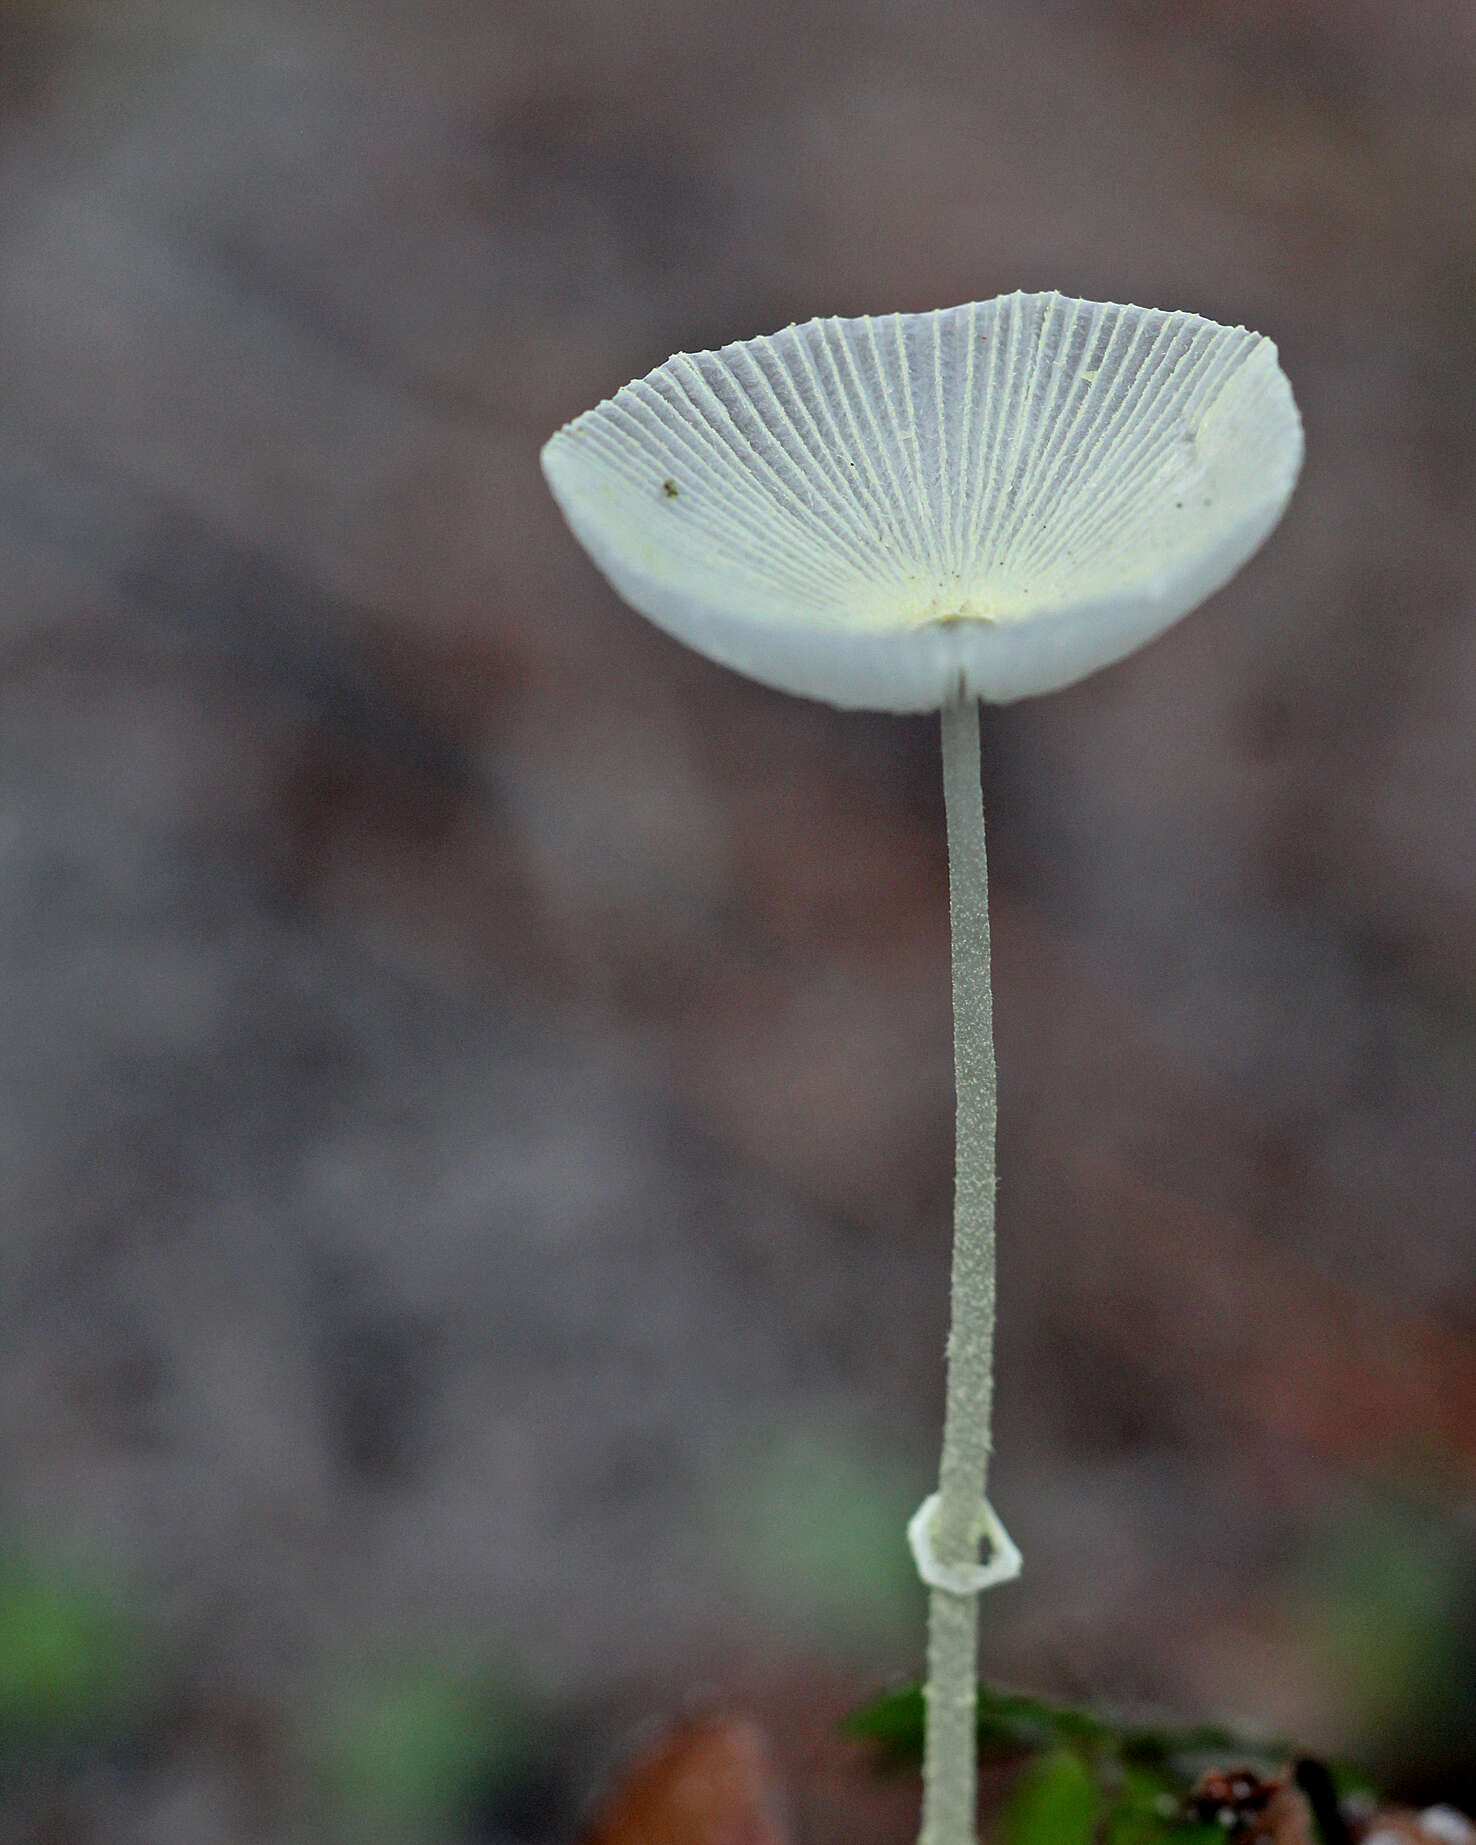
left=541, top=292, right=1303, bottom=712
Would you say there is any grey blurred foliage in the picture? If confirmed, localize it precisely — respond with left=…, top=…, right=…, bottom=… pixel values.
left=2, top=0, right=1476, bottom=1839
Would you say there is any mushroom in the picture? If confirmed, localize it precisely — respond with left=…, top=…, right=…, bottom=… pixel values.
left=541, top=290, right=1302, bottom=1845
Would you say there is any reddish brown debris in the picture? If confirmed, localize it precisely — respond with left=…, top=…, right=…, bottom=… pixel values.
left=1186, top=1768, right=1315, bottom=1845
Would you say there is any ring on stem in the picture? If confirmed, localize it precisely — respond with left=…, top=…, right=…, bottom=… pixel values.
left=908, top=1493, right=1022, bottom=1597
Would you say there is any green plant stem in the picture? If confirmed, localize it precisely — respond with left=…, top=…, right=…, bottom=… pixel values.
left=919, top=695, right=1000, bottom=1845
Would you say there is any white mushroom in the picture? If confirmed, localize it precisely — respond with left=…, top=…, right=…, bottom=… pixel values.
left=542, top=290, right=1302, bottom=1845
left=542, top=292, right=1302, bottom=711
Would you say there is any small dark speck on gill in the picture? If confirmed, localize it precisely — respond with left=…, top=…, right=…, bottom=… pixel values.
left=661, top=478, right=680, bottom=498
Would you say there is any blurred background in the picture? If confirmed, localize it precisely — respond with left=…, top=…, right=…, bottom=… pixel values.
left=2, top=0, right=1475, bottom=1840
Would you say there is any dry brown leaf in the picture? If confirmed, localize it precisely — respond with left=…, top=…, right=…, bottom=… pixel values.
left=583, top=1714, right=792, bottom=1845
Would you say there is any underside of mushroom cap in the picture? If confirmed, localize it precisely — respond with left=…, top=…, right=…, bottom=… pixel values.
left=541, top=293, right=1303, bottom=711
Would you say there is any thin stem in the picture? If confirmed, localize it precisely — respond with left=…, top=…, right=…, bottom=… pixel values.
left=919, top=696, right=999, bottom=1845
